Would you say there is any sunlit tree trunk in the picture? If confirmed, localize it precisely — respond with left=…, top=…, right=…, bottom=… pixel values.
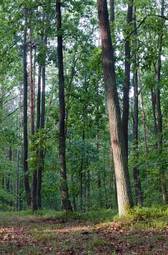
left=97, top=0, right=132, bottom=216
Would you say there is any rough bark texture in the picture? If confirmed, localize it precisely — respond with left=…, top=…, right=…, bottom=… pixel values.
left=122, top=0, right=133, bottom=158
left=23, top=8, right=31, bottom=207
left=97, top=0, right=132, bottom=216
left=56, top=0, right=72, bottom=212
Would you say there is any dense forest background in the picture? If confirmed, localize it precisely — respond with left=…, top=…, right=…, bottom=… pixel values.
left=0, top=0, right=168, bottom=215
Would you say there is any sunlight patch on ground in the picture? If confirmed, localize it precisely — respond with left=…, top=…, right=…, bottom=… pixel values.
left=43, top=225, right=93, bottom=234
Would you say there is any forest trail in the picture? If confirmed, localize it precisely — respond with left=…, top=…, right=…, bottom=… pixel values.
left=1, top=214, right=168, bottom=254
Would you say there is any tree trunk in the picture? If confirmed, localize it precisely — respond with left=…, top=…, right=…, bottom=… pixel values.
left=37, top=58, right=46, bottom=209
left=122, top=0, right=133, bottom=158
left=140, top=93, right=148, bottom=153
left=109, top=0, right=115, bottom=23
left=23, top=8, right=31, bottom=207
left=97, top=0, right=132, bottom=216
left=156, top=0, right=168, bottom=203
left=132, top=6, right=143, bottom=206
left=16, top=150, right=20, bottom=211
left=133, top=72, right=143, bottom=206
left=151, top=88, right=157, bottom=137
left=29, top=27, right=35, bottom=135
left=32, top=66, right=41, bottom=211
left=56, top=0, right=72, bottom=212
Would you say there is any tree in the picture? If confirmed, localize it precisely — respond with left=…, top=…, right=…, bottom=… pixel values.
left=132, top=6, right=143, bottom=206
left=122, top=0, right=133, bottom=158
left=56, top=0, right=72, bottom=212
left=23, top=7, right=31, bottom=207
left=97, top=0, right=132, bottom=216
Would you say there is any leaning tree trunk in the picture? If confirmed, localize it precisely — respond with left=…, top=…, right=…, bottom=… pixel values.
left=97, top=0, right=132, bottom=216
left=56, top=0, right=72, bottom=212
left=23, top=8, right=31, bottom=207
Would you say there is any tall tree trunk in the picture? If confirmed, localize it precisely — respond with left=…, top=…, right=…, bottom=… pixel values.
left=37, top=54, right=46, bottom=209
left=133, top=72, right=143, bottom=205
left=132, top=6, right=143, bottom=206
left=140, top=92, right=148, bottom=153
left=32, top=66, right=41, bottom=211
left=23, top=8, right=31, bottom=207
left=56, top=0, right=72, bottom=211
left=156, top=0, right=168, bottom=203
left=151, top=88, right=157, bottom=137
left=29, top=28, right=35, bottom=135
left=122, top=0, right=133, bottom=158
left=80, top=129, right=85, bottom=211
left=16, top=150, right=20, bottom=211
left=96, top=133, right=102, bottom=208
left=97, top=0, right=132, bottom=216
left=109, top=0, right=115, bottom=23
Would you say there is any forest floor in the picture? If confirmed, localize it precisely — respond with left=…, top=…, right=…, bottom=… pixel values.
left=1, top=208, right=168, bottom=254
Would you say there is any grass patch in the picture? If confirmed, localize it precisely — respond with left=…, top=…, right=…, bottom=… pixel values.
left=0, top=208, right=117, bottom=224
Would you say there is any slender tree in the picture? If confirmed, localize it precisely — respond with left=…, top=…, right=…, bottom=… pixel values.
left=56, top=0, right=72, bottom=211
left=37, top=35, right=47, bottom=209
left=132, top=6, right=143, bottom=206
left=122, top=0, right=133, bottom=157
left=23, top=8, right=31, bottom=207
left=32, top=66, right=41, bottom=211
left=156, top=0, right=168, bottom=203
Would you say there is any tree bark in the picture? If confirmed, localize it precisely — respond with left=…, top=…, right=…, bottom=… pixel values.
left=140, top=92, right=148, bottom=153
left=122, top=0, right=133, bottom=158
left=156, top=0, right=168, bottom=203
left=97, top=0, right=132, bottom=216
left=133, top=72, right=143, bottom=205
left=151, top=88, right=157, bottom=137
left=32, top=65, right=41, bottom=211
left=37, top=56, right=46, bottom=209
left=23, top=8, right=31, bottom=207
left=132, top=6, right=143, bottom=206
left=56, top=0, right=72, bottom=211
left=109, top=0, right=115, bottom=23
left=29, top=27, right=35, bottom=135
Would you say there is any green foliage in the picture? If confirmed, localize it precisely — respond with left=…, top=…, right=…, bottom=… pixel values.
left=0, top=0, right=168, bottom=216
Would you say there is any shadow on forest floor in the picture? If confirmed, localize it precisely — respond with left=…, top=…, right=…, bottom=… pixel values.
left=1, top=208, right=168, bottom=254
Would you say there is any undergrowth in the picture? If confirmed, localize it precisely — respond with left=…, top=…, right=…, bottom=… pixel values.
left=1, top=206, right=168, bottom=228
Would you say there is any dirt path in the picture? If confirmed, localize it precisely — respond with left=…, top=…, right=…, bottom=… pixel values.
left=1, top=216, right=168, bottom=254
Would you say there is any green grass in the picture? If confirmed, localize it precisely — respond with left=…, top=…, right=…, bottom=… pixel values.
left=113, top=206, right=168, bottom=230
left=0, top=208, right=117, bottom=224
